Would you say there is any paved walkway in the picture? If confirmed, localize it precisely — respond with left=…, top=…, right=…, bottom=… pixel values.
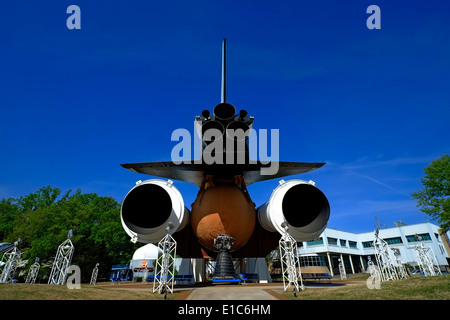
left=182, top=284, right=287, bottom=300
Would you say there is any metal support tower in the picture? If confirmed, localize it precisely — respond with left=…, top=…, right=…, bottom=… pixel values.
left=338, top=258, right=347, bottom=280
left=279, top=225, right=304, bottom=293
left=391, top=248, right=408, bottom=279
left=414, top=236, right=441, bottom=276
left=0, top=239, right=22, bottom=283
left=90, top=263, right=99, bottom=285
left=25, top=257, right=40, bottom=284
left=48, top=230, right=75, bottom=285
left=153, top=228, right=177, bottom=297
left=373, top=228, right=398, bottom=281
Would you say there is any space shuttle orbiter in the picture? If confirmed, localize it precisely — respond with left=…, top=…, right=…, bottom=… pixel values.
left=120, top=39, right=330, bottom=263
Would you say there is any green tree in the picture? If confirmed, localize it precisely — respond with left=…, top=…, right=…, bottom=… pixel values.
left=0, top=198, right=21, bottom=241
left=411, top=154, right=450, bottom=233
left=0, top=186, right=138, bottom=282
left=17, top=185, right=62, bottom=211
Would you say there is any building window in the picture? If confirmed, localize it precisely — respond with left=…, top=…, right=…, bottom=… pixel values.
left=299, top=255, right=327, bottom=267
left=434, top=233, right=442, bottom=242
left=327, top=237, right=338, bottom=246
left=349, top=241, right=357, bottom=248
left=385, top=237, right=403, bottom=245
left=363, top=241, right=373, bottom=248
left=340, top=239, right=347, bottom=247
left=406, top=233, right=432, bottom=242
left=307, top=238, right=324, bottom=246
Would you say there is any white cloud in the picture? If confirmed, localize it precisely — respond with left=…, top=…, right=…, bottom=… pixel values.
left=341, top=155, right=435, bottom=171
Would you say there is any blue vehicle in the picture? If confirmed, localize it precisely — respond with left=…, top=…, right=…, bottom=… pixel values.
left=109, top=264, right=133, bottom=282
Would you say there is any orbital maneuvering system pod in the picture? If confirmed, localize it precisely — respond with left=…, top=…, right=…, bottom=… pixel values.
left=120, top=39, right=330, bottom=280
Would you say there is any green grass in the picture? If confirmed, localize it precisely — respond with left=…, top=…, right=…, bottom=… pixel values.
left=1, top=275, right=449, bottom=300
left=0, top=282, right=182, bottom=300
left=284, top=274, right=450, bottom=300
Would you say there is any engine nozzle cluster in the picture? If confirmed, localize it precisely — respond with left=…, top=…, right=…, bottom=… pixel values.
left=198, top=102, right=253, bottom=142
left=195, top=103, right=255, bottom=167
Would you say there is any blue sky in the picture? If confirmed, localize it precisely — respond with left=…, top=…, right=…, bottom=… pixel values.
left=0, top=1, right=449, bottom=233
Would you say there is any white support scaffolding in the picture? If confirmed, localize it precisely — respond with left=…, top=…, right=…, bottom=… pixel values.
left=373, top=228, right=398, bottom=281
left=338, top=259, right=347, bottom=280
left=90, top=263, right=99, bottom=285
left=414, top=236, right=441, bottom=277
left=25, top=257, right=40, bottom=284
left=153, top=232, right=177, bottom=297
left=0, top=239, right=22, bottom=283
left=391, top=248, right=409, bottom=279
left=279, top=228, right=304, bottom=293
left=48, top=230, right=75, bottom=285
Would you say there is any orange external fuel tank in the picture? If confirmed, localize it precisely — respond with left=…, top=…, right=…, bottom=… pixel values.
left=190, top=184, right=256, bottom=252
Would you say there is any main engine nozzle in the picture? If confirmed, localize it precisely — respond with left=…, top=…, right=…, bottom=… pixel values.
left=226, top=120, right=250, bottom=141
left=213, top=102, right=236, bottom=121
left=121, top=179, right=189, bottom=243
left=257, top=179, right=330, bottom=241
left=201, top=120, right=224, bottom=142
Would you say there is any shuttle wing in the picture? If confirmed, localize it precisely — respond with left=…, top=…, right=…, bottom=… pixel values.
left=121, top=161, right=205, bottom=187
left=121, top=161, right=325, bottom=187
left=243, top=161, right=325, bottom=185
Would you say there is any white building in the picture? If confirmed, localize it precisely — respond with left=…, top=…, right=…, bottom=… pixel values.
left=123, top=222, right=449, bottom=283
left=129, top=243, right=161, bottom=280
left=298, top=222, right=450, bottom=276
left=129, top=243, right=196, bottom=284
